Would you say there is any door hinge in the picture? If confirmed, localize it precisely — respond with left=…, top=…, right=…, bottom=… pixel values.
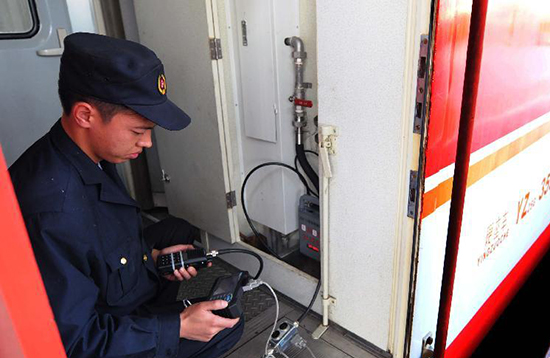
left=413, top=34, right=429, bottom=134
left=241, top=20, right=248, bottom=46
left=209, top=38, right=223, bottom=60
left=407, top=170, right=419, bottom=218
left=226, top=191, right=237, bottom=209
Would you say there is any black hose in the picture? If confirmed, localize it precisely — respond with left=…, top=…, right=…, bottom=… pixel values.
left=293, top=149, right=319, bottom=171
left=216, top=248, right=264, bottom=279
left=296, top=144, right=319, bottom=193
left=294, top=150, right=319, bottom=198
left=297, top=277, right=322, bottom=324
left=241, top=161, right=321, bottom=323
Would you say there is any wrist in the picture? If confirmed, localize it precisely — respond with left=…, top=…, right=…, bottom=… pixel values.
left=151, top=249, right=160, bottom=264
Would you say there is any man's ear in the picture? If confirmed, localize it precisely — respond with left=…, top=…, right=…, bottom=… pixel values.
left=71, top=101, right=95, bottom=129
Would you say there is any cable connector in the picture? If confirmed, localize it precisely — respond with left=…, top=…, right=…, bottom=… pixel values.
left=243, top=279, right=264, bottom=292
left=207, top=250, right=218, bottom=258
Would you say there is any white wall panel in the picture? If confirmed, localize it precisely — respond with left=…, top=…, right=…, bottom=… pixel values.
left=317, top=0, right=409, bottom=349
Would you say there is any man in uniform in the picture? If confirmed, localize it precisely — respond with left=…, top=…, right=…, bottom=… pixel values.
left=9, top=33, right=243, bottom=358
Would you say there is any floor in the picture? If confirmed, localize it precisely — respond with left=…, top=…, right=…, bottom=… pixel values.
left=175, top=258, right=382, bottom=358
left=222, top=295, right=382, bottom=358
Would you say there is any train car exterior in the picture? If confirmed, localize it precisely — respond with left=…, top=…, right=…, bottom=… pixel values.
left=410, top=0, right=550, bottom=357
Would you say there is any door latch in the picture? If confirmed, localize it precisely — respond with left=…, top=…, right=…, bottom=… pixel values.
left=161, top=169, right=171, bottom=183
left=421, top=332, right=434, bottom=358
left=413, top=35, right=429, bottom=134
left=407, top=170, right=419, bottom=218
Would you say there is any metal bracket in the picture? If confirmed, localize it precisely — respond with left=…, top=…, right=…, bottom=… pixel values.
left=319, top=126, right=338, bottom=155
left=312, top=324, right=329, bottom=340
left=413, top=35, right=429, bottom=134
left=407, top=170, right=419, bottom=218
left=226, top=191, right=237, bottom=209
left=319, top=126, right=338, bottom=179
left=37, top=28, right=67, bottom=57
left=326, top=295, right=337, bottom=306
left=209, top=38, right=223, bottom=60
left=312, top=295, right=336, bottom=340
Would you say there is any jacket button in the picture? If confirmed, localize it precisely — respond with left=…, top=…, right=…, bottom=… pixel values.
left=143, top=254, right=148, bottom=262
left=120, top=257, right=128, bottom=265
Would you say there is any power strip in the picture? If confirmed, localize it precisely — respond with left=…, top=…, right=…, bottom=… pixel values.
left=268, top=318, right=307, bottom=356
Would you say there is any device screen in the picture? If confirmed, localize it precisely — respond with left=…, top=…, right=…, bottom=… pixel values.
left=213, top=275, right=239, bottom=295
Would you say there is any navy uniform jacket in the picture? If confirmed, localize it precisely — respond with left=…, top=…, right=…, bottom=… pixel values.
left=9, top=120, right=179, bottom=358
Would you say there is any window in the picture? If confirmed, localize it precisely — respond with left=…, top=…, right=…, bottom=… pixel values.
left=0, top=0, right=38, bottom=39
left=66, top=0, right=98, bottom=34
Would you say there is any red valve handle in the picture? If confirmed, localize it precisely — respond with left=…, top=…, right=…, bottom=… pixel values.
left=294, top=98, right=313, bottom=108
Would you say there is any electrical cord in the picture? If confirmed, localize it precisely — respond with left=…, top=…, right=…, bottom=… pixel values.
left=296, top=277, right=322, bottom=324
left=294, top=150, right=319, bottom=198
left=293, top=150, right=319, bottom=172
left=214, top=248, right=264, bottom=279
left=263, top=282, right=280, bottom=358
left=296, top=144, right=319, bottom=193
left=305, top=346, right=319, bottom=358
left=241, top=162, right=312, bottom=259
left=249, top=278, right=318, bottom=358
left=242, top=280, right=280, bottom=358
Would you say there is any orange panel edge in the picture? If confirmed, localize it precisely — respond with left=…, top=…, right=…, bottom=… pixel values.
left=0, top=146, right=66, bottom=358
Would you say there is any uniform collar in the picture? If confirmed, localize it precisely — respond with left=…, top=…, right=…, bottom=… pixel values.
left=50, top=120, right=139, bottom=208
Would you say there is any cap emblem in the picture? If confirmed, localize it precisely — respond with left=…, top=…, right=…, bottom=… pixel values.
left=158, top=74, right=167, bottom=95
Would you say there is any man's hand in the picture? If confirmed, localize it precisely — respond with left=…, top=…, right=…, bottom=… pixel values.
left=179, top=300, right=240, bottom=341
left=152, top=244, right=197, bottom=281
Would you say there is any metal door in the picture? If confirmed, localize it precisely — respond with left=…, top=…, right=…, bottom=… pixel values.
left=408, top=1, right=550, bottom=357
left=0, top=0, right=101, bottom=167
left=0, top=0, right=73, bottom=166
left=133, top=0, right=239, bottom=243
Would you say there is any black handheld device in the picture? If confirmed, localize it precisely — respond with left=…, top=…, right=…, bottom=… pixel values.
left=208, top=271, right=249, bottom=319
left=157, top=248, right=211, bottom=275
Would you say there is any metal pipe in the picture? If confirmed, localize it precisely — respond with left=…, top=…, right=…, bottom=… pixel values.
left=321, top=162, right=330, bottom=326
left=316, top=125, right=336, bottom=334
left=285, top=36, right=319, bottom=191
left=285, top=36, right=308, bottom=144
left=433, top=1, right=489, bottom=357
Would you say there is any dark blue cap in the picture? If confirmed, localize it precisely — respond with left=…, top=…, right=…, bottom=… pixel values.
left=59, top=32, right=191, bottom=131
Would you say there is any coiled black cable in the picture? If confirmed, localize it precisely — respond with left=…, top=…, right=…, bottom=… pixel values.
left=240, top=161, right=322, bottom=324
left=241, top=162, right=312, bottom=259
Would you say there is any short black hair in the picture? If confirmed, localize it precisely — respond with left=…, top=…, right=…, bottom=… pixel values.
left=58, top=90, right=131, bottom=122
